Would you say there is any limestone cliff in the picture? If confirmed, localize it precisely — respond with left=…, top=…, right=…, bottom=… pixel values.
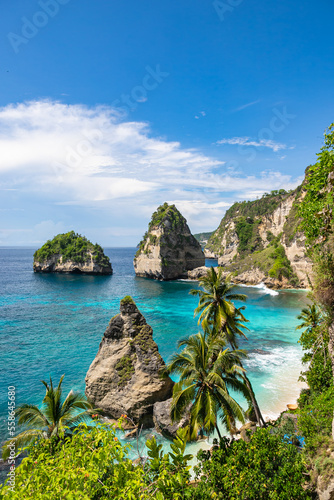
left=134, top=203, right=205, bottom=280
left=205, top=188, right=312, bottom=288
left=85, top=296, right=174, bottom=427
left=33, top=231, right=112, bottom=275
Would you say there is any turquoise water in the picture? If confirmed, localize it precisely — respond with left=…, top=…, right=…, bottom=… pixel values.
left=0, top=247, right=309, bottom=453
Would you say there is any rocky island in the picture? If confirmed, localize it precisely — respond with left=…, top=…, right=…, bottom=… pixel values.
left=204, top=188, right=312, bottom=288
left=33, top=231, right=113, bottom=275
left=85, top=296, right=174, bottom=428
left=134, top=202, right=205, bottom=280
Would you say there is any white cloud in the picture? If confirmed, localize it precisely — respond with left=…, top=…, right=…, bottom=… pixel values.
left=0, top=100, right=301, bottom=245
left=233, top=100, right=261, bottom=112
left=217, top=136, right=287, bottom=152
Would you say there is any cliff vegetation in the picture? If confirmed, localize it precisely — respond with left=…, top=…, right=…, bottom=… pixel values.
left=34, top=231, right=111, bottom=267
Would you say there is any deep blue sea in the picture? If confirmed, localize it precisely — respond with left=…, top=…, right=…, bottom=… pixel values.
left=0, top=247, right=309, bottom=457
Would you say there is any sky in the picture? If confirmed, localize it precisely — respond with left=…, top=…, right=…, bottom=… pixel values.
left=1, top=0, right=334, bottom=246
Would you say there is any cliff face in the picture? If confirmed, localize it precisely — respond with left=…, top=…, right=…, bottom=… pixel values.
left=33, top=231, right=112, bottom=275
left=33, top=251, right=112, bottom=274
left=205, top=189, right=312, bottom=288
left=134, top=203, right=205, bottom=280
left=85, top=297, right=174, bottom=427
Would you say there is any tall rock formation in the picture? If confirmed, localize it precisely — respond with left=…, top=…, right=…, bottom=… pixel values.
left=85, top=296, right=174, bottom=427
left=205, top=188, right=312, bottom=288
left=134, top=203, right=205, bottom=280
left=33, top=231, right=112, bottom=275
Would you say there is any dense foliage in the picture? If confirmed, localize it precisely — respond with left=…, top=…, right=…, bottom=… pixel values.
left=33, top=231, right=110, bottom=267
left=206, top=189, right=295, bottom=254
left=1, top=421, right=312, bottom=499
left=192, top=429, right=310, bottom=499
left=0, top=423, right=195, bottom=499
left=224, top=189, right=291, bottom=220
left=298, top=124, right=334, bottom=244
left=2, top=375, right=96, bottom=461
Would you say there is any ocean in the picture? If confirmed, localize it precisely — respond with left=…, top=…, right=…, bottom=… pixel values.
left=0, top=247, right=309, bottom=458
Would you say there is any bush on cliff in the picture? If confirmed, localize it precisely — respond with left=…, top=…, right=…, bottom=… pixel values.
left=34, top=231, right=110, bottom=267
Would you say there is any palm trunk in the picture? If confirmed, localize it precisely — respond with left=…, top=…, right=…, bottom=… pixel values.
left=215, top=423, right=222, bottom=440
left=244, top=375, right=266, bottom=428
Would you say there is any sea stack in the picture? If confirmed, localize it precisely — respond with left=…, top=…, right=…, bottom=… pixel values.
left=133, top=203, right=205, bottom=280
left=33, top=231, right=112, bottom=275
left=85, top=296, right=174, bottom=427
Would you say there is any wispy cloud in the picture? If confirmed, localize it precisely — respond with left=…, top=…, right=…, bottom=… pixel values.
left=216, top=136, right=287, bottom=152
left=233, top=100, right=261, bottom=112
left=195, top=111, right=206, bottom=119
left=0, top=100, right=301, bottom=245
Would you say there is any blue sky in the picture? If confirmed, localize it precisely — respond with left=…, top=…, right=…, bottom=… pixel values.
left=1, top=0, right=334, bottom=246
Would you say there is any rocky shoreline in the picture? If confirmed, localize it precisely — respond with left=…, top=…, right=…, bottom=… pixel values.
left=187, top=265, right=308, bottom=289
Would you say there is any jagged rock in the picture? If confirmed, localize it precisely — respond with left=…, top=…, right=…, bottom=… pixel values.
left=33, top=231, right=112, bottom=275
left=153, top=398, right=190, bottom=439
left=205, top=189, right=313, bottom=288
left=204, top=249, right=218, bottom=259
left=317, top=478, right=334, bottom=500
left=85, top=297, right=174, bottom=427
left=188, top=266, right=220, bottom=280
left=134, top=203, right=205, bottom=280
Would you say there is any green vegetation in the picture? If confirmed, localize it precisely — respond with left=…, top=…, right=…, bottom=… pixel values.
left=193, top=231, right=214, bottom=248
left=221, top=237, right=299, bottom=287
left=193, top=429, right=310, bottom=499
left=268, top=244, right=295, bottom=280
left=1, top=281, right=318, bottom=498
left=225, top=189, right=291, bottom=219
left=0, top=422, right=194, bottom=499
left=135, top=203, right=190, bottom=258
left=167, top=332, right=247, bottom=439
left=189, top=268, right=265, bottom=427
left=149, top=202, right=186, bottom=231
left=295, top=301, right=334, bottom=490
left=33, top=231, right=110, bottom=267
left=120, top=295, right=135, bottom=305
left=115, top=355, right=135, bottom=387
left=2, top=375, right=96, bottom=461
left=298, top=124, right=334, bottom=244
left=235, top=217, right=262, bottom=254
left=206, top=189, right=296, bottom=255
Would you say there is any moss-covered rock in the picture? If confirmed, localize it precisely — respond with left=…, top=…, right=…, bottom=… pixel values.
left=134, top=203, right=205, bottom=280
left=33, top=231, right=112, bottom=275
left=85, top=298, right=174, bottom=427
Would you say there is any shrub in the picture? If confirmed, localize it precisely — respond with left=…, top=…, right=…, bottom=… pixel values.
left=192, top=429, right=311, bottom=499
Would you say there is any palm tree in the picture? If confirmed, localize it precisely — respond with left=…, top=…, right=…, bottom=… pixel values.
left=2, top=375, right=97, bottom=460
left=190, top=267, right=248, bottom=341
left=297, top=303, right=326, bottom=365
left=190, top=267, right=266, bottom=428
left=167, top=332, right=250, bottom=440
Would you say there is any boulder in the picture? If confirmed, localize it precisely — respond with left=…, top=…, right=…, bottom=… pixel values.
left=188, top=266, right=220, bottom=280
left=85, top=297, right=174, bottom=427
left=153, top=398, right=190, bottom=439
left=134, top=203, right=205, bottom=280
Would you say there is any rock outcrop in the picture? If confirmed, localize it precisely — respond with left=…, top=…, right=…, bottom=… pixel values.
left=33, top=231, right=112, bottom=275
left=188, top=266, right=219, bottom=280
left=153, top=398, right=190, bottom=439
left=85, top=297, right=174, bottom=427
left=134, top=203, right=205, bottom=280
left=205, top=188, right=313, bottom=288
